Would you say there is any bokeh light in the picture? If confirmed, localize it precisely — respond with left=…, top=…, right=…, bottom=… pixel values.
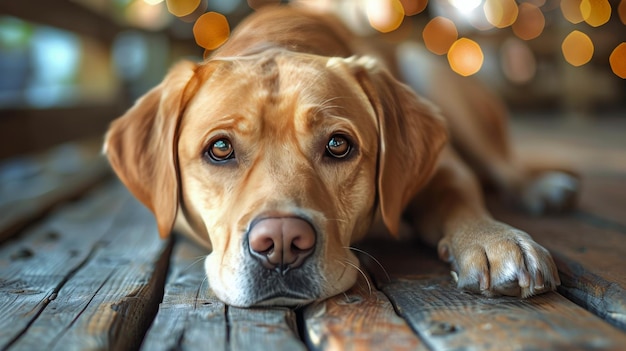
left=484, top=0, right=519, bottom=28
left=562, top=30, right=594, bottom=67
left=609, top=43, right=626, bottom=79
left=501, top=38, right=536, bottom=84
left=127, top=0, right=171, bottom=30
left=447, top=38, right=484, bottom=76
left=193, top=12, right=230, bottom=50
left=366, top=0, right=405, bottom=33
left=580, top=0, right=612, bottom=27
left=166, top=0, right=202, bottom=17
left=620, top=0, right=626, bottom=25
left=423, top=16, right=458, bottom=55
left=449, top=0, right=481, bottom=14
left=400, top=0, right=428, bottom=16
left=561, top=0, right=585, bottom=24
left=512, top=3, right=545, bottom=40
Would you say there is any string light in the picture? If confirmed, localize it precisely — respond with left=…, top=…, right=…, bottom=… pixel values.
left=400, top=0, right=428, bottom=16
left=609, top=43, right=626, bottom=79
left=165, top=0, right=202, bottom=17
left=561, top=0, right=585, bottom=24
left=562, top=30, right=594, bottom=67
left=366, top=0, right=405, bottom=33
left=193, top=12, right=230, bottom=50
left=512, top=3, right=545, bottom=40
left=423, top=16, right=458, bottom=55
left=448, top=38, right=484, bottom=76
left=484, top=0, right=519, bottom=28
left=580, top=0, right=612, bottom=27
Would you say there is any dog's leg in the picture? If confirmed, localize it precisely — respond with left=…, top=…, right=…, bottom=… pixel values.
left=397, top=43, right=579, bottom=215
left=406, top=147, right=560, bottom=297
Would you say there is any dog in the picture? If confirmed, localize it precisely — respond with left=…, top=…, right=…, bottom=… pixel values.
left=103, top=5, right=579, bottom=307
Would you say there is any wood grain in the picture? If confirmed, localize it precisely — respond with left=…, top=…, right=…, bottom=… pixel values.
left=490, top=203, right=626, bottom=330
left=0, top=140, right=111, bottom=242
left=141, top=235, right=306, bottom=351
left=0, top=181, right=170, bottom=351
left=0, top=182, right=128, bottom=349
left=302, top=274, right=426, bottom=351
left=383, top=276, right=626, bottom=351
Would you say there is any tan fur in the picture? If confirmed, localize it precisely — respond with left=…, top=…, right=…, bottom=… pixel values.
left=104, top=6, right=577, bottom=306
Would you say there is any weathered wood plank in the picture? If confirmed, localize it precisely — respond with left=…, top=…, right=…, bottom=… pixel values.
left=491, top=204, right=626, bottom=330
left=578, top=176, right=626, bottom=228
left=383, top=276, right=626, bottom=351
left=229, top=307, right=306, bottom=351
left=0, top=182, right=129, bottom=348
left=1, top=181, right=171, bottom=351
left=302, top=273, right=426, bottom=351
left=140, top=236, right=227, bottom=351
left=141, top=235, right=306, bottom=351
left=0, top=140, right=111, bottom=242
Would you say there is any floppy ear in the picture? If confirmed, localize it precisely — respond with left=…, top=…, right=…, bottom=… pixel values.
left=104, top=60, right=202, bottom=238
left=338, top=56, right=448, bottom=235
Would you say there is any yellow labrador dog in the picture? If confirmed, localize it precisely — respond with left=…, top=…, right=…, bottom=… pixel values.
left=104, top=5, right=578, bottom=307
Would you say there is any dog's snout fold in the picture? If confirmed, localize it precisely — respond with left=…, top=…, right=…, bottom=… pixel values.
left=248, top=217, right=316, bottom=274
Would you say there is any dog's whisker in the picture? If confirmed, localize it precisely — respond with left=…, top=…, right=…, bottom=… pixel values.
left=335, top=259, right=349, bottom=282
left=182, top=255, right=208, bottom=273
left=341, top=259, right=373, bottom=297
left=345, top=246, right=391, bottom=283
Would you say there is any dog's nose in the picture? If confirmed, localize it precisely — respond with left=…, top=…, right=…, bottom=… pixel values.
left=248, top=217, right=316, bottom=274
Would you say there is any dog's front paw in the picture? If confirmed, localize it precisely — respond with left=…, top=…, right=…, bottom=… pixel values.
left=439, top=222, right=560, bottom=298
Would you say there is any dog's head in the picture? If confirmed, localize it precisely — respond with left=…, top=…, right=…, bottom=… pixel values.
left=104, top=51, right=446, bottom=307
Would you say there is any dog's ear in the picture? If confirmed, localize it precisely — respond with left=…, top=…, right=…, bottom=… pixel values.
left=104, top=60, right=204, bottom=238
left=334, top=56, right=448, bottom=235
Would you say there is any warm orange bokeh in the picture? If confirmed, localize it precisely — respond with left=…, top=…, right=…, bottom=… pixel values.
left=562, top=30, right=594, bottom=67
left=400, top=0, right=428, bottom=16
left=609, top=43, right=626, bottom=79
left=484, top=0, right=519, bottom=28
left=620, top=0, right=626, bottom=25
left=193, top=12, right=230, bottom=51
left=367, top=0, right=405, bottom=33
left=581, top=0, right=612, bottom=27
left=561, top=0, right=585, bottom=24
left=166, top=0, right=201, bottom=17
left=423, top=16, right=458, bottom=55
left=512, top=3, right=545, bottom=40
left=448, top=38, right=484, bottom=76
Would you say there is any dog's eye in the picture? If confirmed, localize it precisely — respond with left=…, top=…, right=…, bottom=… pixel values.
left=207, top=138, right=235, bottom=162
left=325, top=135, right=352, bottom=159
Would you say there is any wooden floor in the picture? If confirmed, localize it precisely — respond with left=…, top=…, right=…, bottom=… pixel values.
left=1, top=116, right=625, bottom=350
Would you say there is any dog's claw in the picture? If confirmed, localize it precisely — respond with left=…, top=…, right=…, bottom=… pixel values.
left=444, top=222, right=560, bottom=298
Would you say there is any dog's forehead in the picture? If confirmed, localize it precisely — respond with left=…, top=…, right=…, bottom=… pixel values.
left=184, top=51, right=373, bottom=133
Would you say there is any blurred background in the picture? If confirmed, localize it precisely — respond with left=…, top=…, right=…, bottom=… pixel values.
left=0, top=0, right=624, bottom=160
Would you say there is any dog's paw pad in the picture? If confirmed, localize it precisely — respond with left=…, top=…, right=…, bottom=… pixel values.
left=522, top=171, right=579, bottom=215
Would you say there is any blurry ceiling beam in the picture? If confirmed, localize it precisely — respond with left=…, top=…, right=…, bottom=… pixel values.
left=0, top=0, right=123, bottom=44
left=0, top=0, right=196, bottom=47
